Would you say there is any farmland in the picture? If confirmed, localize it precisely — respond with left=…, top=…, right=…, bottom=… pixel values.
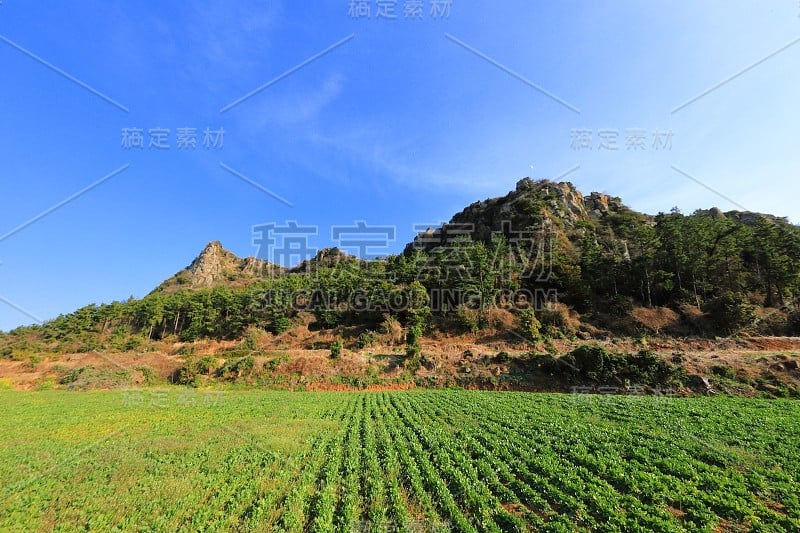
left=1, top=390, right=799, bottom=531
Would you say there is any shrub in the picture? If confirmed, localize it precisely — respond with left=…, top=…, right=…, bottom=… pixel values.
left=175, top=344, right=196, bottom=356
left=420, top=354, right=436, bottom=371
left=405, top=325, right=422, bottom=358
left=407, top=306, right=433, bottom=331
left=77, top=341, right=100, bottom=353
left=523, top=353, right=559, bottom=373
left=753, top=310, right=788, bottom=336
left=60, top=366, right=88, bottom=385
left=265, top=354, right=290, bottom=373
left=561, top=344, right=621, bottom=381
left=493, top=351, right=511, bottom=364
left=269, top=315, right=292, bottom=335
left=176, top=355, right=221, bottom=384
left=403, top=353, right=421, bottom=374
left=240, top=328, right=263, bottom=352
left=517, top=309, right=542, bottom=343
left=608, top=295, right=634, bottom=317
left=702, top=291, right=756, bottom=334
left=315, top=308, right=342, bottom=329
left=59, top=366, right=132, bottom=390
left=198, top=355, right=219, bottom=375
left=218, top=356, right=256, bottom=380
left=330, top=338, right=343, bottom=359
left=627, top=349, right=659, bottom=371
left=544, top=338, right=558, bottom=355
left=485, top=308, right=516, bottom=331
left=355, top=331, right=375, bottom=350
left=710, top=364, right=736, bottom=380
left=624, top=349, right=671, bottom=383
left=176, top=357, right=202, bottom=385
left=223, top=329, right=267, bottom=358
left=123, top=336, right=144, bottom=352
left=538, top=303, right=574, bottom=335
left=455, top=305, right=480, bottom=333
left=133, top=366, right=159, bottom=386
left=403, top=325, right=423, bottom=373
left=236, top=355, right=255, bottom=374
left=787, top=309, right=800, bottom=335
left=379, top=314, right=404, bottom=345
left=570, top=344, right=607, bottom=374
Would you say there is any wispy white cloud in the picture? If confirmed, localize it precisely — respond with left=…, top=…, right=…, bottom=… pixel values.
left=186, top=0, right=279, bottom=71
left=249, top=73, right=345, bottom=127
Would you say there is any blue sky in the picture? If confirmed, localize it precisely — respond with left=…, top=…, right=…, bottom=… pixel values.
left=1, top=0, right=799, bottom=331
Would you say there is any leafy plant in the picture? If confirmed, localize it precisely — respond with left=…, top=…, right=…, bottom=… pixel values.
left=269, top=315, right=292, bottom=335
left=355, top=331, right=375, bottom=350
left=517, top=309, right=542, bottom=343
left=330, top=338, right=343, bottom=359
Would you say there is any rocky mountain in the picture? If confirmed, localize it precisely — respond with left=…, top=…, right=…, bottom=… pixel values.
left=407, top=177, right=641, bottom=253
left=152, top=241, right=284, bottom=294
left=3, top=175, right=799, bottom=370
left=154, top=178, right=793, bottom=295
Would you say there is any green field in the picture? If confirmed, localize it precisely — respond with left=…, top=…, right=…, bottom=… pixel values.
left=1, top=390, right=798, bottom=532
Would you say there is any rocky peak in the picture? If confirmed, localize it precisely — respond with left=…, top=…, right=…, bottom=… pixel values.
left=407, top=177, right=634, bottom=252
left=152, top=241, right=282, bottom=294
left=474, top=177, right=589, bottom=226
left=514, top=177, right=538, bottom=192
left=191, top=241, right=224, bottom=267
left=186, top=241, right=239, bottom=287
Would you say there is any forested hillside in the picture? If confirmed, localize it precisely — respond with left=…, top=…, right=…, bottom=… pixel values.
left=2, top=178, right=800, bottom=362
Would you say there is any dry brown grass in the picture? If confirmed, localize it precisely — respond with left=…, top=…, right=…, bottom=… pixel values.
left=378, top=314, right=405, bottom=346
left=0, top=350, right=183, bottom=390
left=539, top=302, right=581, bottom=333
left=679, top=302, right=710, bottom=333
left=631, top=306, right=680, bottom=334
left=485, top=308, right=516, bottom=331
left=285, top=355, right=330, bottom=376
